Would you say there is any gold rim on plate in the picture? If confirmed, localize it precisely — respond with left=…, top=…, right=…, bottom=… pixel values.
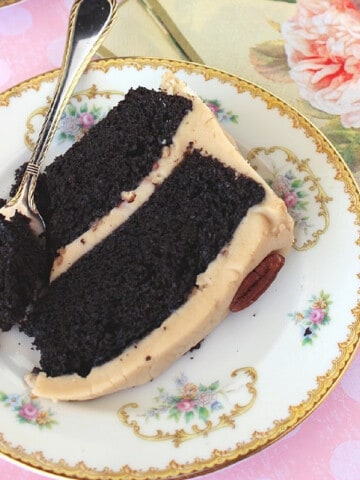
left=0, top=57, right=359, bottom=480
left=0, top=0, right=23, bottom=7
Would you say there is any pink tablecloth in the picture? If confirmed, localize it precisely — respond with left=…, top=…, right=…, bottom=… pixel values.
left=1, top=1, right=360, bottom=479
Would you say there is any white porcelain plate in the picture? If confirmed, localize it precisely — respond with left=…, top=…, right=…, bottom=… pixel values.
left=0, top=58, right=359, bottom=479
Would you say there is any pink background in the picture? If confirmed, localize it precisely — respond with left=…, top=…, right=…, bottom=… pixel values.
left=1, top=1, right=360, bottom=479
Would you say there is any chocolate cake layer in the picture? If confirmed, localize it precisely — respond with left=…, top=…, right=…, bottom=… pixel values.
left=36, top=87, right=192, bottom=258
left=23, top=150, right=265, bottom=378
left=0, top=213, right=46, bottom=331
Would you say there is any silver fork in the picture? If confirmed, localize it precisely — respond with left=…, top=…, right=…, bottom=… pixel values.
left=0, top=0, right=118, bottom=235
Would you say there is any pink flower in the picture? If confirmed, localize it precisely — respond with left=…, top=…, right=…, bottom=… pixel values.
left=284, top=191, right=298, bottom=208
left=281, top=0, right=360, bottom=128
left=19, top=402, right=39, bottom=421
left=78, top=112, right=95, bottom=129
left=176, top=399, right=195, bottom=412
left=207, top=102, right=220, bottom=115
left=272, top=175, right=291, bottom=196
left=309, top=307, right=325, bottom=324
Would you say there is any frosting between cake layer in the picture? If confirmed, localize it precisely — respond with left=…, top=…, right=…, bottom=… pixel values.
left=26, top=73, right=294, bottom=401
left=50, top=76, right=266, bottom=281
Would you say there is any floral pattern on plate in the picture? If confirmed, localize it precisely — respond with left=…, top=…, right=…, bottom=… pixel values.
left=203, top=98, right=238, bottom=123
left=142, top=372, right=224, bottom=424
left=24, top=85, right=124, bottom=151
left=247, top=146, right=332, bottom=251
left=268, top=167, right=311, bottom=232
left=289, top=291, right=332, bottom=345
left=118, top=367, right=257, bottom=447
left=57, top=102, right=104, bottom=143
left=0, top=391, right=57, bottom=429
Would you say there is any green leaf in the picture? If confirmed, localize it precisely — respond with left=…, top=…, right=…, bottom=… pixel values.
left=185, top=411, right=195, bottom=423
left=251, top=40, right=286, bottom=59
left=340, top=146, right=357, bottom=168
left=207, top=99, right=220, bottom=107
left=291, top=179, right=302, bottom=189
left=249, top=40, right=291, bottom=83
left=320, top=120, right=360, bottom=169
left=17, top=415, right=28, bottom=424
left=326, top=130, right=355, bottom=145
left=320, top=291, right=331, bottom=302
left=80, top=103, right=88, bottom=113
left=168, top=407, right=181, bottom=422
left=172, top=396, right=182, bottom=403
left=0, top=392, right=7, bottom=402
left=198, top=407, right=210, bottom=422
left=209, top=381, right=219, bottom=391
left=44, top=421, right=55, bottom=430
left=297, top=201, right=308, bottom=210
left=92, top=106, right=102, bottom=118
left=67, top=103, right=77, bottom=116
left=302, top=336, right=312, bottom=346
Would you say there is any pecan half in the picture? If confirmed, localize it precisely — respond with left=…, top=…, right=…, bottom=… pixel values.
left=230, top=253, right=285, bottom=312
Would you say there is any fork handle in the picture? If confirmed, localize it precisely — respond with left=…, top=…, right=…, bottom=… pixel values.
left=28, top=0, right=118, bottom=170
left=3, top=0, right=118, bottom=233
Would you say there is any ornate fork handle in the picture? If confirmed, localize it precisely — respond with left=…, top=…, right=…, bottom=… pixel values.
left=6, top=0, right=118, bottom=227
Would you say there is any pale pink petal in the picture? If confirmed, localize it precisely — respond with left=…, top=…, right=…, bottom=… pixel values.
left=282, top=0, right=360, bottom=128
left=312, top=64, right=341, bottom=83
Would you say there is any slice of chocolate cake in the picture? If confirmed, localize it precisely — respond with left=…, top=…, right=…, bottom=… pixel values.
left=22, top=73, right=294, bottom=401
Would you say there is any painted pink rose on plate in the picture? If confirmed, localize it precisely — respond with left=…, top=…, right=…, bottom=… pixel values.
left=19, top=402, right=39, bottom=421
left=207, top=102, right=220, bottom=115
left=176, top=399, right=195, bottom=412
left=78, top=112, right=96, bottom=129
left=309, top=307, right=325, bottom=324
left=284, top=191, right=298, bottom=209
left=282, top=0, right=360, bottom=128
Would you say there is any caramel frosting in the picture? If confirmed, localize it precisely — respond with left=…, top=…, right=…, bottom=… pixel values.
left=26, top=73, right=294, bottom=401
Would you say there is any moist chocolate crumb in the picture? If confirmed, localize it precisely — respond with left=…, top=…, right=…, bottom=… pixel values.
left=0, top=213, right=47, bottom=331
